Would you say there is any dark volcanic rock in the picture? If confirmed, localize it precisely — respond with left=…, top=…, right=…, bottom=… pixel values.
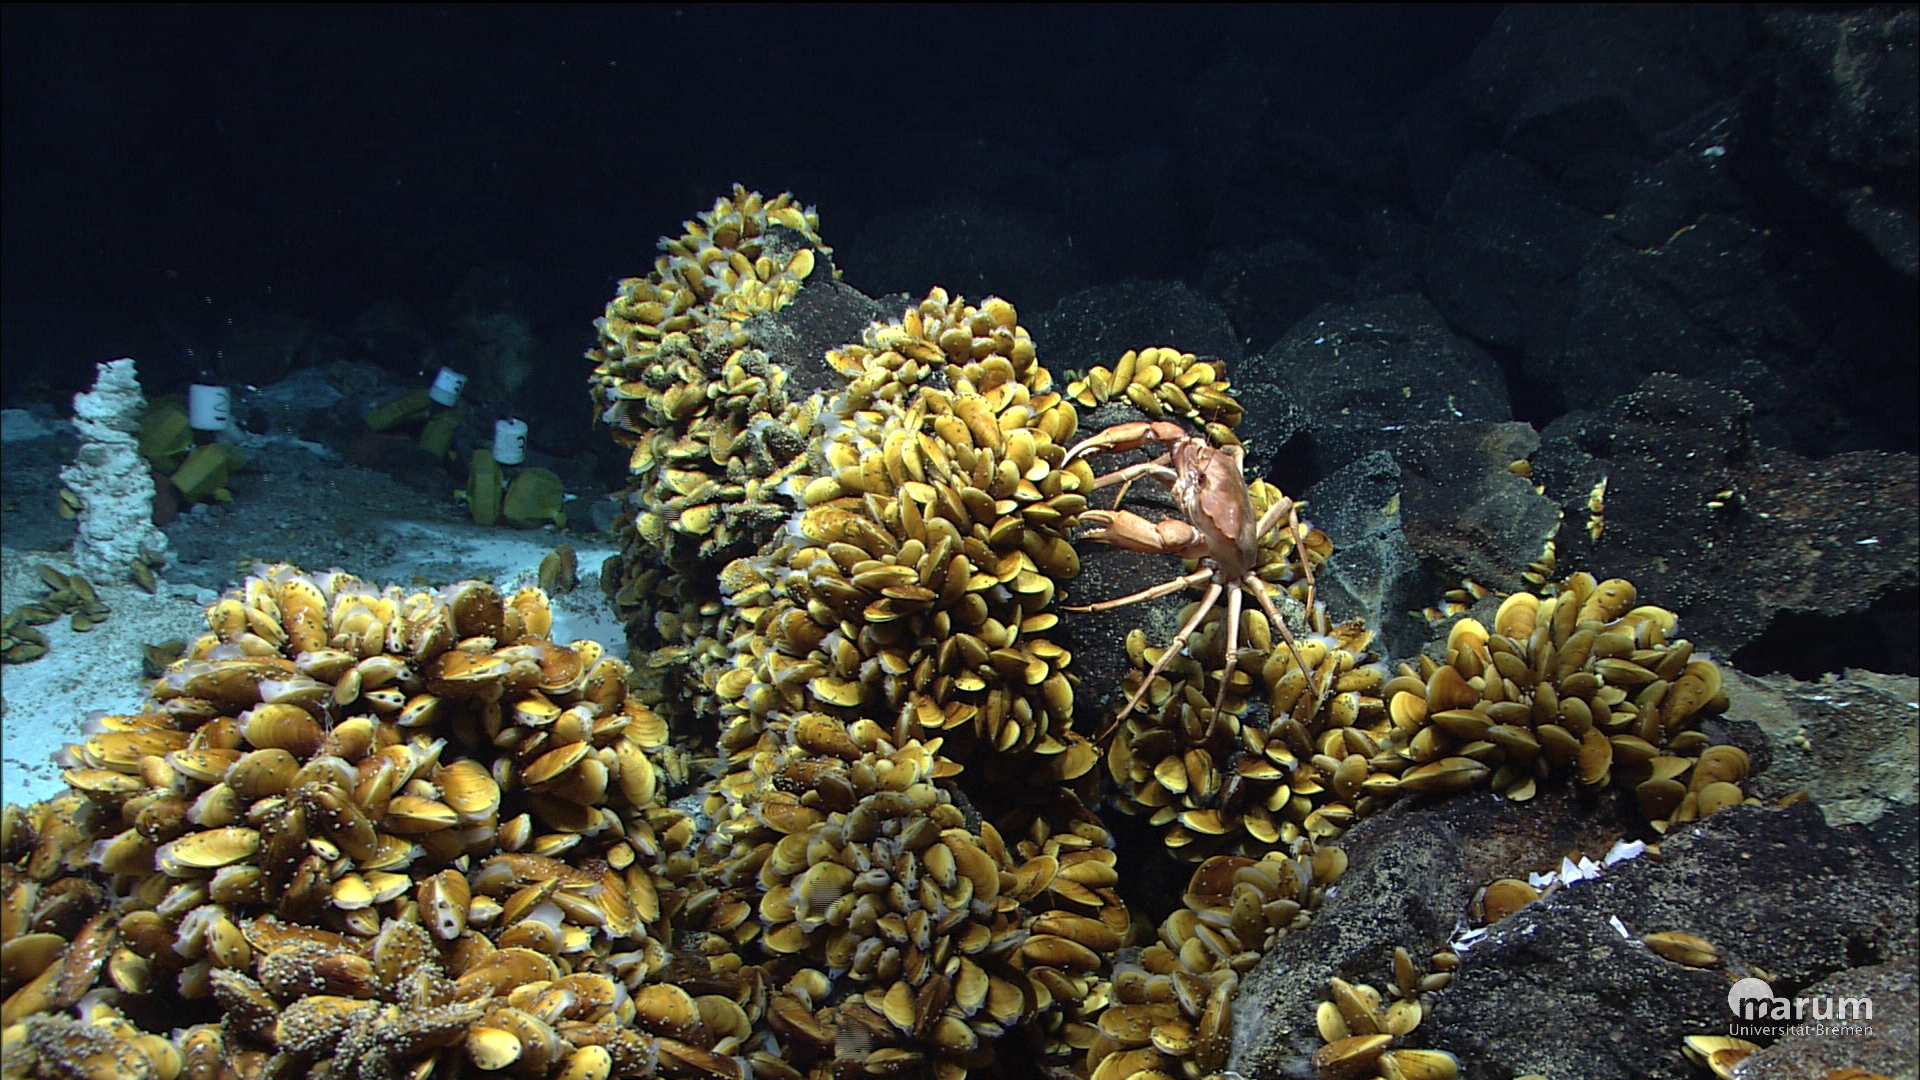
left=1533, top=212, right=1815, bottom=417
left=835, top=203, right=1096, bottom=317
left=1226, top=783, right=1654, bottom=1079
left=1226, top=800, right=1480, bottom=1079
left=1436, top=2, right=1750, bottom=233
left=1738, top=955, right=1920, bottom=1080
left=1227, top=784, right=1919, bottom=1080
left=1427, top=802, right=1918, bottom=1080
left=1395, top=419, right=1561, bottom=596
left=1240, top=294, right=1510, bottom=488
left=1399, top=5, right=1912, bottom=458
left=1302, top=419, right=1559, bottom=662
left=1031, top=281, right=1242, bottom=382
left=1609, top=120, right=1750, bottom=253
left=1534, top=373, right=1919, bottom=664
left=759, top=278, right=900, bottom=400
left=1461, top=5, right=1751, bottom=177
left=1059, top=535, right=1200, bottom=726
left=1198, top=240, right=1352, bottom=359
left=1422, top=151, right=1610, bottom=352
left=1231, top=381, right=1311, bottom=476
left=1299, top=450, right=1432, bottom=661
left=1764, top=6, right=1920, bottom=278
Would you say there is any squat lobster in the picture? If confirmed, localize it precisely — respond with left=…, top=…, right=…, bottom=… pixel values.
left=1063, top=420, right=1320, bottom=740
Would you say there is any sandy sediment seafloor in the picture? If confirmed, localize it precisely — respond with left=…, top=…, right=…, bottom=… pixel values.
left=0, top=528, right=622, bottom=807
left=0, top=554, right=207, bottom=804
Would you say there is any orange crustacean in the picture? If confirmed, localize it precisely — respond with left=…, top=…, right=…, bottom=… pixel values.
left=1062, top=420, right=1319, bottom=739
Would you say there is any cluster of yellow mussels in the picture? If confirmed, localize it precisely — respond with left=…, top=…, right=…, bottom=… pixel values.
left=1086, top=846, right=1351, bottom=1080
left=1107, top=566, right=1738, bottom=872
left=4, top=565, right=120, bottom=665
left=2, top=189, right=1758, bottom=1080
left=602, top=192, right=1740, bottom=1080
left=708, top=287, right=1098, bottom=774
left=665, top=273, right=1473, bottom=1080
left=684, top=729, right=1132, bottom=1080
left=587, top=186, right=834, bottom=714
left=1307, top=947, right=1462, bottom=1080
left=1383, top=574, right=1742, bottom=830
left=1062, top=347, right=1243, bottom=442
left=577, top=191, right=1178, bottom=1080
left=2, top=565, right=696, bottom=1080
left=675, top=288, right=1139, bottom=1078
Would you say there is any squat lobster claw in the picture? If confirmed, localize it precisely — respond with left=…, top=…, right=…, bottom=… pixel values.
left=1063, top=420, right=1320, bottom=742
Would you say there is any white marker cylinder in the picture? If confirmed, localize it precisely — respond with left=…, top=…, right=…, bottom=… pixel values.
left=428, top=366, right=468, bottom=407
left=188, top=383, right=231, bottom=431
left=492, top=417, right=529, bottom=465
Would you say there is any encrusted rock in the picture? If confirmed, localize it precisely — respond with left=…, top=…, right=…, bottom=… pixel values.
left=59, top=358, right=169, bottom=582
left=1724, top=667, right=1919, bottom=876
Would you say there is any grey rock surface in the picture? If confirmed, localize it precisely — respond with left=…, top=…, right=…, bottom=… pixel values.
left=1726, top=668, right=1920, bottom=877
left=1226, top=783, right=1646, bottom=1078
left=1301, top=420, right=1559, bottom=663
left=1738, top=955, right=1919, bottom=1080
left=1393, top=419, right=1560, bottom=596
left=1299, top=450, right=1431, bottom=661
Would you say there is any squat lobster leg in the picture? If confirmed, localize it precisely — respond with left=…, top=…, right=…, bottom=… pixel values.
left=1223, top=572, right=1317, bottom=741
left=1253, top=492, right=1320, bottom=616
left=1090, top=457, right=1179, bottom=510
left=1092, top=580, right=1224, bottom=744
left=1064, top=419, right=1191, bottom=510
left=1207, top=582, right=1245, bottom=739
left=1066, top=565, right=1214, bottom=615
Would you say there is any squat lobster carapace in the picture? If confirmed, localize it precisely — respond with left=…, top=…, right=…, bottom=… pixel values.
left=1061, top=420, right=1320, bottom=741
